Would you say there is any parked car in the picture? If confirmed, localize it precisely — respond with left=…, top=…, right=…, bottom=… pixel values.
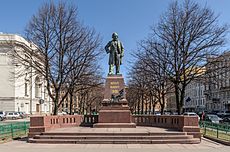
left=171, top=112, right=179, bottom=115
left=205, top=114, right=222, bottom=124
left=209, top=110, right=220, bottom=115
left=154, top=111, right=161, bottom=115
left=6, top=112, right=21, bottom=120
left=222, top=117, right=230, bottom=124
left=18, top=112, right=27, bottom=118
left=57, top=111, right=68, bottom=115
left=0, top=111, right=6, bottom=121
left=164, top=112, right=171, bottom=115
left=183, top=112, right=200, bottom=121
left=217, top=111, right=230, bottom=118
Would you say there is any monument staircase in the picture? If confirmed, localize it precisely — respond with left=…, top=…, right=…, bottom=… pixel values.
left=29, top=130, right=200, bottom=144
left=28, top=75, right=201, bottom=144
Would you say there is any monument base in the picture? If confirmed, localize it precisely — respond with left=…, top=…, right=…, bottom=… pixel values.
left=94, top=75, right=136, bottom=128
left=94, top=100, right=136, bottom=128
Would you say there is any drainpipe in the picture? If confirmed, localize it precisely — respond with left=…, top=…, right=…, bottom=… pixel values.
left=30, top=49, right=33, bottom=115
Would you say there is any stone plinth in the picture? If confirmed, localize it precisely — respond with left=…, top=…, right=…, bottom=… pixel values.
left=94, top=75, right=136, bottom=128
left=94, top=101, right=136, bottom=128
left=98, top=100, right=131, bottom=123
left=104, top=74, right=126, bottom=100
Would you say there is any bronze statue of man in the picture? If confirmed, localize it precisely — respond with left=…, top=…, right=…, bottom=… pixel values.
left=105, top=33, right=124, bottom=75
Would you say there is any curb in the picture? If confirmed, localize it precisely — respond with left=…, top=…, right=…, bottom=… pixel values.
left=201, top=137, right=221, bottom=145
left=203, top=135, right=230, bottom=146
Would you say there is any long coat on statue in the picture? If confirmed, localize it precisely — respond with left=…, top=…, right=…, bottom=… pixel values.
left=105, top=40, right=124, bottom=66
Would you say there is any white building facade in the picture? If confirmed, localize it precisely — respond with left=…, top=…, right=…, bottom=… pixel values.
left=0, top=34, right=51, bottom=114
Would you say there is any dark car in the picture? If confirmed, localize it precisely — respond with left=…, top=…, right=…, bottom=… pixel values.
left=217, top=111, right=230, bottom=118
left=0, top=111, right=6, bottom=121
left=205, top=114, right=222, bottom=124
left=222, top=117, right=230, bottom=124
left=18, top=112, right=27, bottom=118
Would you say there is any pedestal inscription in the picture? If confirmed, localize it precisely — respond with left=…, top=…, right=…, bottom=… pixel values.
left=104, top=75, right=126, bottom=101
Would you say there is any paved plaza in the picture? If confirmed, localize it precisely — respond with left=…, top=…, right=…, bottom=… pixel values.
left=0, top=137, right=229, bottom=152
left=47, top=126, right=179, bottom=133
left=0, top=126, right=229, bottom=152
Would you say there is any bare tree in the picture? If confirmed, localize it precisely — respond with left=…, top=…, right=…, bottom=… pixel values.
left=68, top=73, right=103, bottom=115
left=11, top=2, right=102, bottom=115
left=140, top=0, right=227, bottom=114
left=127, top=60, right=159, bottom=115
left=131, top=45, right=173, bottom=115
left=127, top=62, right=145, bottom=114
left=76, top=85, right=102, bottom=115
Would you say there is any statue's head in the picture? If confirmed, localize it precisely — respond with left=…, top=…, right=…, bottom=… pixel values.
left=112, top=32, right=118, bottom=40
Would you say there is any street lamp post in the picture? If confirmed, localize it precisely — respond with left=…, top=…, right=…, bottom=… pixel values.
left=39, top=98, right=44, bottom=115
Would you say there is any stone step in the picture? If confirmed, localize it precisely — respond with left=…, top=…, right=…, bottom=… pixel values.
left=93, top=123, right=136, bottom=128
left=41, top=132, right=187, bottom=136
left=34, top=135, right=193, bottom=140
left=28, top=138, right=200, bottom=144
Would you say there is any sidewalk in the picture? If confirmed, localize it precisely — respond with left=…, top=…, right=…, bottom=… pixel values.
left=0, top=137, right=229, bottom=152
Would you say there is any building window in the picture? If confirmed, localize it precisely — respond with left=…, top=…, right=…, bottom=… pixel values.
left=44, top=86, right=47, bottom=99
left=25, top=74, right=29, bottom=97
left=35, top=76, right=42, bottom=98
left=25, top=82, right=28, bottom=96
left=228, top=91, right=230, bottom=98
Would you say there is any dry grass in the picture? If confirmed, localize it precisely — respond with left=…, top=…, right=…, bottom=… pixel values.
left=201, top=128, right=230, bottom=141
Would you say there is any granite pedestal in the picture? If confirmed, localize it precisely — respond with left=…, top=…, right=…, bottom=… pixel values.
left=94, top=75, right=136, bottom=128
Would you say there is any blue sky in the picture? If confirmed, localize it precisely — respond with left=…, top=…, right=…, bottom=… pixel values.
left=0, top=0, right=230, bottom=81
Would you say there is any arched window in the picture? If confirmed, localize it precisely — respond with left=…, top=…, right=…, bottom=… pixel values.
left=35, top=76, right=42, bottom=98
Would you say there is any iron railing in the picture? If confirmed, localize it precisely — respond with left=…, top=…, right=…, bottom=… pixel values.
left=0, top=121, right=30, bottom=140
left=199, top=121, right=230, bottom=141
left=81, top=115, right=98, bottom=127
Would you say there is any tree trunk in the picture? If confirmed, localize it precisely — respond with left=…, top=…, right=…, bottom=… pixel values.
left=152, top=99, right=156, bottom=115
left=148, top=98, right=152, bottom=115
left=90, top=106, right=92, bottom=115
left=180, top=86, right=186, bottom=114
left=145, top=101, right=148, bottom=114
left=175, top=83, right=181, bottom=115
left=69, top=92, right=73, bottom=115
left=134, top=104, right=137, bottom=115
left=137, top=97, right=140, bottom=115
left=160, top=94, right=165, bottom=115
left=53, top=100, right=58, bottom=115
left=53, top=92, right=59, bottom=115
left=141, top=91, right=144, bottom=114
